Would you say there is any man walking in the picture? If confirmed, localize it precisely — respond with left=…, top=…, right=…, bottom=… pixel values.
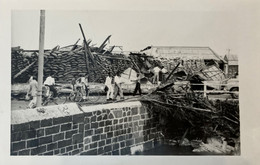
left=105, top=72, right=114, bottom=101
left=113, top=72, right=124, bottom=100
left=26, top=76, right=38, bottom=108
left=133, top=73, right=142, bottom=96
left=152, top=65, right=161, bottom=84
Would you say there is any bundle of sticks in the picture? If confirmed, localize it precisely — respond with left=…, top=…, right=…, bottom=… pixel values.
left=140, top=82, right=239, bottom=142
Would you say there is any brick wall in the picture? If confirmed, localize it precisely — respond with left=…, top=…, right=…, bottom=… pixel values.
left=11, top=102, right=162, bottom=155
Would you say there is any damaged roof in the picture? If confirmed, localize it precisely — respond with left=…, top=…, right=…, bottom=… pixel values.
left=141, top=46, right=226, bottom=63
left=224, top=54, right=238, bottom=65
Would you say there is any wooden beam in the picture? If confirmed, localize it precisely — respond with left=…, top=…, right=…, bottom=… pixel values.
left=83, top=43, right=89, bottom=73
left=98, top=35, right=111, bottom=53
left=13, top=61, right=36, bottom=79
left=129, top=57, right=141, bottom=73
left=71, top=38, right=80, bottom=51
left=165, top=62, right=180, bottom=82
left=78, top=23, right=97, bottom=68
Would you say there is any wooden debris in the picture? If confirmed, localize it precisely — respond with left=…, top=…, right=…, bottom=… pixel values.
left=140, top=81, right=239, bottom=151
left=13, top=61, right=36, bottom=79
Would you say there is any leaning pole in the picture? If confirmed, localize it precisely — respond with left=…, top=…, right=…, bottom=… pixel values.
left=36, top=10, right=45, bottom=107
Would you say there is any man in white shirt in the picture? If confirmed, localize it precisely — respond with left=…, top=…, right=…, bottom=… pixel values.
left=153, top=66, right=161, bottom=84
left=26, top=76, right=38, bottom=108
left=161, top=66, right=168, bottom=82
left=44, top=74, right=57, bottom=98
left=113, top=72, right=124, bottom=100
left=76, top=74, right=89, bottom=100
left=105, top=72, right=114, bottom=101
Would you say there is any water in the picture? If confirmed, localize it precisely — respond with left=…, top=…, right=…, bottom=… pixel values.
left=136, top=144, right=225, bottom=155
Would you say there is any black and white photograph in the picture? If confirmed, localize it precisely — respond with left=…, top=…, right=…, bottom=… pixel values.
left=1, top=0, right=260, bottom=164
left=10, top=9, right=241, bottom=156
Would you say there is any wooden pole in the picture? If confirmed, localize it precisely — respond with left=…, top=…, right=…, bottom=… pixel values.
left=83, top=43, right=89, bottom=73
left=203, top=81, right=207, bottom=98
left=78, top=23, right=97, bottom=68
left=36, top=10, right=45, bottom=107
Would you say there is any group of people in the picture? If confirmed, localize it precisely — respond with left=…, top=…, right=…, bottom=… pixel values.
left=104, top=71, right=143, bottom=101
left=152, top=65, right=168, bottom=85
left=71, top=73, right=89, bottom=100
left=105, top=72, right=125, bottom=101
left=25, top=70, right=144, bottom=108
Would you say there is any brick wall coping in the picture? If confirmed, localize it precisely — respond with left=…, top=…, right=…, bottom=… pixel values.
left=11, top=103, right=80, bottom=125
left=11, top=101, right=142, bottom=125
left=80, top=101, right=142, bottom=112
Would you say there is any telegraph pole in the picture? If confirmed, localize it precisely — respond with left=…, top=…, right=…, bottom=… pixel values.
left=36, top=10, right=45, bottom=107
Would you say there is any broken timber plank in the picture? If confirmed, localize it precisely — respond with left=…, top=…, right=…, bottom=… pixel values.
left=78, top=23, right=98, bottom=68
left=98, top=35, right=111, bottom=53
left=71, top=38, right=80, bottom=51
left=165, top=62, right=180, bottom=82
left=83, top=43, right=90, bottom=72
left=13, top=61, right=36, bottom=79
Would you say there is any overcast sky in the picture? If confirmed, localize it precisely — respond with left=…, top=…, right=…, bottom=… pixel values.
left=11, top=2, right=259, bottom=58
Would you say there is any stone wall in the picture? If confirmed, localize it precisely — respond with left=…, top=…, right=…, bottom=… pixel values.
left=11, top=102, right=162, bottom=155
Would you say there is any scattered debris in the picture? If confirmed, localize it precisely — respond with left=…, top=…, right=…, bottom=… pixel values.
left=140, top=80, right=239, bottom=154
left=192, top=137, right=235, bottom=154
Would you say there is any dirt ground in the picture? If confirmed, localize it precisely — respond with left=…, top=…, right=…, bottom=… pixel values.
left=11, top=93, right=234, bottom=111
left=11, top=95, right=141, bottom=111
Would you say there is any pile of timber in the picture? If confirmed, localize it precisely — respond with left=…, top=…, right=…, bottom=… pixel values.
left=140, top=82, right=239, bottom=149
left=11, top=46, right=132, bottom=84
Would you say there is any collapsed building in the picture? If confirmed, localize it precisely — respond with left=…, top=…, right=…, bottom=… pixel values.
left=11, top=37, right=132, bottom=84
left=140, top=46, right=227, bottom=80
left=12, top=43, right=229, bottom=91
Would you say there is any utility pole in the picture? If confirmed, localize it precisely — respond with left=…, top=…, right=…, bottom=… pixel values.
left=36, top=10, right=45, bottom=107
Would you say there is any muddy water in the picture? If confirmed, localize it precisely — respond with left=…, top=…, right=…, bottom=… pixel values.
left=135, top=144, right=225, bottom=155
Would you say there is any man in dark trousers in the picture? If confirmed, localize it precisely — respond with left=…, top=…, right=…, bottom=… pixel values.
left=133, top=73, right=142, bottom=96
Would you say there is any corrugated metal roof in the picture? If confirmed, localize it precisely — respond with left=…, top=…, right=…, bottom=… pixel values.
left=224, top=54, right=238, bottom=61
left=142, top=46, right=226, bottom=62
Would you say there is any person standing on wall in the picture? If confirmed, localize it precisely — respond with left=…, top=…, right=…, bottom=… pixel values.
left=43, top=73, right=57, bottom=98
left=105, top=72, right=114, bottom=101
left=26, top=76, right=38, bottom=108
left=113, top=72, right=124, bottom=101
left=133, top=73, right=142, bottom=96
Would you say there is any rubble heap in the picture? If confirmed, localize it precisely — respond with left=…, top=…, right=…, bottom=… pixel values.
left=140, top=82, right=239, bottom=153
left=11, top=44, right=132, bottom=84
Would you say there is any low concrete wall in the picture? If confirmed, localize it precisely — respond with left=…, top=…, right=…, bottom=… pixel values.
left=11, top=101, right=162, bottom=155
